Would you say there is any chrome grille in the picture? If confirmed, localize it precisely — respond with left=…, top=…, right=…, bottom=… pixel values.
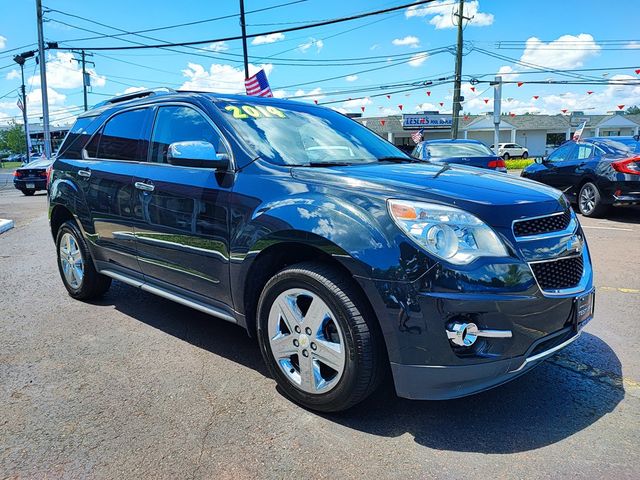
left=530, top=255, right=584, bottom=291
left=513, top=210, right=572, bottom=238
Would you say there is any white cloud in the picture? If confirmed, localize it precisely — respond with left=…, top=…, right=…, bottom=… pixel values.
left=0, top=35, right=6, bottom=49
left=406, top=1, right=493, bottom=29
left=6, top=69, right=19, bottom=80
left=520, top=34, right=600, bottom=69
left=272, top=89, right=288, bottom=98
left=28, top=52, right=106, bottom=90
left=408, top=52, right=429, bottom=67
left=345, top=75, right=358, bottom=82
left=252, top=33, right=285, bottom=45
left=121, top=86, right=147, bottom=95
left=342, top=97, right=372, bottom=109
left=27, top=87, right=66, bottom=108
left=298, top=38, right=324, bottom=53
left=497, top=65, right=520, bottom=80
left=392, top=36, right=420, bottom=48
left=370, top=44, right=380, bottom=51
left=415, top=102, right=438, bottom=111
left=624, top=41, right=640, bottom=49
left=180, top=62, right=273, bottom=93
left=293, top=87, right=324, bottom=102
left=204, top=41, right=229, bottom=52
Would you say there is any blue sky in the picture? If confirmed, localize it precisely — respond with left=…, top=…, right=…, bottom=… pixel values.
left=1, top=0, right=639, bottom=126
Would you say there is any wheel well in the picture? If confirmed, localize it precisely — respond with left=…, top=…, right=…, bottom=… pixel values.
left=50, top=205, right=75, bottom=239
left=242, top=242, right=377, bottom=338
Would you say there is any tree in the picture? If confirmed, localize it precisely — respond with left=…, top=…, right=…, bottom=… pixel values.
left=0, top=121, right=27, bottom=154
left=626, top=105, right=640, bottom=115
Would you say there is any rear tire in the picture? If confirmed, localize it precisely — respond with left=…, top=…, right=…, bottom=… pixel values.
left=257, top=262, right=384, bottom=412
left=578, top=182, right=608, bottom=217
left=22, top=189, right=35, bottom=196
left=502, top=152, right=510, bottom=160
left=56, top=220, right=112, bottom=300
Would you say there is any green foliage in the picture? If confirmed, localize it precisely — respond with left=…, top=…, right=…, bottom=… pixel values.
left=505, top=158, right=534, bottom=170
left=626, top=105, right=640, bottom=115
left=0, top=121, right=27, bottom=154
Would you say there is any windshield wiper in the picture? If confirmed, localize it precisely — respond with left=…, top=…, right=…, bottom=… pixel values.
left=377, top=156, right=425, bottom=163
left=305, top=161, right=353, bottom=167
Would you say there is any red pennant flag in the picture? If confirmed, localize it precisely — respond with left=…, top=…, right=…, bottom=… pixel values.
left=470, top=87, right=476, bottom=92
left=386, top=95, right=391, bottom=99
left=561, top=109, right=568, bottom=114
left=426, top=91, right=431, bottom=96
left=618, top=104, right=625, bottom=110
left=313, top=99, right=318, bottom=104
left=517, top=82, right=524, bottom=87
left=635, top=69, right=640, bottom=74
left=463, top=115, right=470, bottom=121
left=587, top=91, right=594, bottom=95
left=361, top=106, right=365, bottom=112
left=510, top=113, right=516, bottom=117
left=483, top=98, right=489, bottom=104
left=439, top=102, right=444, bottom=107
left=398, top=104, right=403, bottom=111
left=380, top=120, right=386, bottom=126
left=533, top=95, right=539, bottom=100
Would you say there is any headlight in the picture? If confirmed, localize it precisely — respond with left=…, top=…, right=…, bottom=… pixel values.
left=388, top=199, right=509, bottom=265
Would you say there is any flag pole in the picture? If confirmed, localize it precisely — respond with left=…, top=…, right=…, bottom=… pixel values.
left=239, top=0, right=250, bottom=80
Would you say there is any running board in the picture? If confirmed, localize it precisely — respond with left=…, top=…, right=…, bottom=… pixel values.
left=99, top=269, right=236, bottom=323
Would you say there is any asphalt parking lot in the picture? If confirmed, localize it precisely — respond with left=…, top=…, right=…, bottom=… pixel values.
left=1, top=187, right=638, bottom=479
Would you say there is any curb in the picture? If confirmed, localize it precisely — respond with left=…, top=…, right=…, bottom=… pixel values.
left=0, top=218, right=15, bottom=234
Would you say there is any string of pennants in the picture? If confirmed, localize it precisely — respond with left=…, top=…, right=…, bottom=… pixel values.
left=310, top=68, right=639, bottom=120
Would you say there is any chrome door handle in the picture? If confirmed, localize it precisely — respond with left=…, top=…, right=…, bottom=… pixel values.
left=78, top=169, right=91, bottom=178
left=134, top=181, right=155, bottom=192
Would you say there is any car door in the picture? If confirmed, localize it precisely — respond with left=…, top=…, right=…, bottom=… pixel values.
left=79, top=107, right=152, bottom=275
left=527, top=142, right=576, bottom=189
left=131, top=104, right=234, bottom=308
left=553, top=143, right=594, bottom=199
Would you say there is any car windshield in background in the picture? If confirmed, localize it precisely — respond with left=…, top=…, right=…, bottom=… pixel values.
left=427, top=142, right=494, bottom=158
left=216, top=100, right=407, bottom=166
left=593, top=139, right=637, bottom=156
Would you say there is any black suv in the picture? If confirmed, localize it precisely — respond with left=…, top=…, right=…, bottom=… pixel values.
left=49, top=89, right=594, bottom=412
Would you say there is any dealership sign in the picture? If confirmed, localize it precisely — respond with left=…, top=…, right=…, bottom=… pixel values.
left=402, top=114, right=452, bottom=129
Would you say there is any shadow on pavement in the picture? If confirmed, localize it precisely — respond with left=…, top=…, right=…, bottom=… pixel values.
left=577, top=205, right=640, bottom=224
left=97, top=282, right=624, bottom=454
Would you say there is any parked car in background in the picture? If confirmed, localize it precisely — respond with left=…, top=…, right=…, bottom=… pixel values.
left=411, top=139, right=507, bottom=172
left=521, top=136, right=640, bottom=217
left=490, top=143, right=529, bottom=160
left=49, top=89, right=594, bottom=412
left=13, top=156, right=53, bottom=195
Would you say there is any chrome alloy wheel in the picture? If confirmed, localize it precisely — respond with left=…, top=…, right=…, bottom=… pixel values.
left=580, top=184, right=596, bottom=215
left=267, top=288, right=346, bottom=394
left=59, top=232, right=84, bottom=289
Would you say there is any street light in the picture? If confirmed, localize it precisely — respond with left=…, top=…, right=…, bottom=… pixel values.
left=12, top=50, right=36, bottom=163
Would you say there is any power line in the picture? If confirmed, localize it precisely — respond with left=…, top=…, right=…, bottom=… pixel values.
left=49, top=0, right=438, bottom=51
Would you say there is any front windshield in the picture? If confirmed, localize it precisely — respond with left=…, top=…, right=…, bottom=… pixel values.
left=216, top=100, right=407, bottom=165
left=427, top=142, right=494, bottom=158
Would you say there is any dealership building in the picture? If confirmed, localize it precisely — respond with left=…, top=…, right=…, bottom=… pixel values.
left=356, top=111, right=640, bottom=156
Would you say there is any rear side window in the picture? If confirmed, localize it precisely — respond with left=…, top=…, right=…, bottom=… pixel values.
left=149, top=106, right=228, bottom=164
left=58, top=116, right=100, bottom=159
left=575, top=144, right=594, bottom=160
left=96, top=108, right=148, bottom=161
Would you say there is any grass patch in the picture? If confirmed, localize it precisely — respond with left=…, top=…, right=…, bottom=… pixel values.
left=506, top=158, right=534, bottom=170
left=0, top=161, right=22, bottom=170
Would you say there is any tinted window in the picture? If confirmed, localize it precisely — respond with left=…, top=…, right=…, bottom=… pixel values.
left=150, top=106, right=228, bottom=164
left=547, top=142, right=575, bottom=163
left=97, top=108, right=148, bottom=161
left=59, top=116, right=100, bottom=159
left=593, top=139, right=636, bottom=156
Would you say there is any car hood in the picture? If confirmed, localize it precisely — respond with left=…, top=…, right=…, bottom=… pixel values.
left=291, top=162, right=564, bottom=227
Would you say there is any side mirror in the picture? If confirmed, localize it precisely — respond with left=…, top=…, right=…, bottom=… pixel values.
left=535, top=157, right=544, bottom=164
left=167, top=141, right=230, bottom=169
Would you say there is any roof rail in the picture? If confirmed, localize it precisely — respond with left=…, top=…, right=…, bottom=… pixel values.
left=95, top=88, right=176, bottom=108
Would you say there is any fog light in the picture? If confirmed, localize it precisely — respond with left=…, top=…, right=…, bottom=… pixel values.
left=447, top=322, right=478, bottom=347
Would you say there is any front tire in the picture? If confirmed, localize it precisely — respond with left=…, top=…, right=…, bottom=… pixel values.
left=56, top=220, right=112, bottom=300
left=502, top=152, right=510, bottom=160
left=578, top=182, right=608, bottom=217
left=522, top=151, right=528, bottom=159
left=257, top=262, right=384, bottom=412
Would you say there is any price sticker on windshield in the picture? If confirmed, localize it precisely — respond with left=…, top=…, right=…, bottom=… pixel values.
left=223, top=104, right=287, bottom=120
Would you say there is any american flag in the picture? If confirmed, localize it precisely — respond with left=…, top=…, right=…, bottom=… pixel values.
left=411, top=128, right=424, bottom=144
left=245, top=69, right=273, bottom=97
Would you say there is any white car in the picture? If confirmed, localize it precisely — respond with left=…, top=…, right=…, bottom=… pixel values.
left=490, top=143, right=529, bottom=160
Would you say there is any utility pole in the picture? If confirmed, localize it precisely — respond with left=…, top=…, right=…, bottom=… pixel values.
left=13, top=51, right=35, bottom=163
left=239, top=0, right=250, bottom=80
left=72, top=50, right=94, bottom=111
left=492, top=76, right=502, bottom=156
left=450, top=0, right=470, bottom=140
left=36, top=0, right=52, bottom=158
